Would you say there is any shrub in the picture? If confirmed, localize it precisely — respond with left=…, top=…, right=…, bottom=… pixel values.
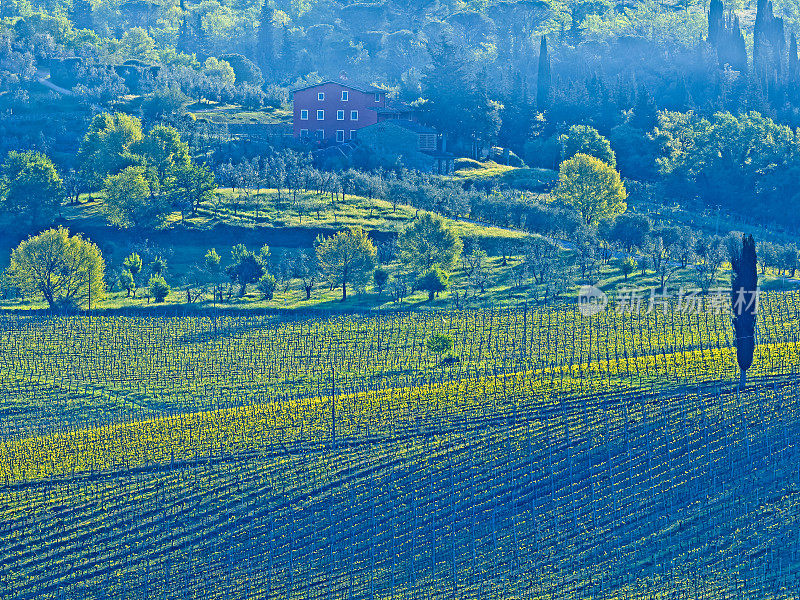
left=148, top=275, right=170, bottom=302
left=426, top=332, right=454, bottom=356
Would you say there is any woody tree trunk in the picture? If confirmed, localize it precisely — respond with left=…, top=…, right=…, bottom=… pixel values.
left=731, top=234, right=758, bottom=388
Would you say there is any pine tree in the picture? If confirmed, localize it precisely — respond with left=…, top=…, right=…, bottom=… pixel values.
left=536, top=35, right=551, bottom=111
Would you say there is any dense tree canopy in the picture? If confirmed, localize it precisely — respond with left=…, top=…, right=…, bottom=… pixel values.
left=316, top=227, right=376, bottom=301
left=552, top=154, right=627, bottom=226
left=8, top=227, right=105, bottom=310
left=0, top=150, right=62, bottom=227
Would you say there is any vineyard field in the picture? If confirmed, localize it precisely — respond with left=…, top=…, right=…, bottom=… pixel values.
left=1, top=295, right=800, bottom=599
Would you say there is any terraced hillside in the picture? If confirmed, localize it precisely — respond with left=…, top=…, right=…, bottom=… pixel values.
left=1, top=295, right=800, bottom=599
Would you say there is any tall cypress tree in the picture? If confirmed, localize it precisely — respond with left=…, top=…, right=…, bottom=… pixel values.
left=258, top=1, right=276, bottom=71
left=731, top=235, right=758, bottom=388
left=708, top=0, right=724, bottom=45
left=789, top=33, right=799, bottom=82
left=70, top=0, right=93, bottom=30
left=536, top=35, right=551, bottom=111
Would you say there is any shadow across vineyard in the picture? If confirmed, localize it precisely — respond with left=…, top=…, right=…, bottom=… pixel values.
left=1, top=295, right=799, bottom=599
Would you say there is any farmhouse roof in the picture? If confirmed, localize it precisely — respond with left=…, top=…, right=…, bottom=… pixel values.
left=292, top=80, right=385, bottom=94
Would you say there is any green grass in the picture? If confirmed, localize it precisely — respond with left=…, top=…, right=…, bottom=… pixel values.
left=451, top=161, right=558, bottom=190
left=189, top=104, right=292, bottom=125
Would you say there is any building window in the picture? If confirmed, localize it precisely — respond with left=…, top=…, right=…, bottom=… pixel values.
left=374, top=93, right=381, bottom=102
left=316, top=129, right=324, bottom=140
left=318, top=92, right=325, bottom=101
left=350, top=130, right=357, bottom=140
left=336, top=130, right=345, bottom=142
left=337, top=110, right=345, bottom=120
left=317, top=110, right=324, bottom=120
left=300, top=109, right=308, bottom=120
left=351, top=110, right=358, bottom=121
left=300, top=128, right=309, bottom=138
left=341, top=91, right=349, bottom=101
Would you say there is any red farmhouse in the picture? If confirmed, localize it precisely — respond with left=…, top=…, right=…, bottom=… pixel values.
left=292, top=80, right=413, bottom=143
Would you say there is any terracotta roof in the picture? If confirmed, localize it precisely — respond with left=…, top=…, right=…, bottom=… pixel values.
left=292, top=80, right=385, bottom=94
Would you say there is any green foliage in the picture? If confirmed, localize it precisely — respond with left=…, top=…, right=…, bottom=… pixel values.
left=226, top=244, right=266, bottom=296
left=609, top=213, right=651, bottom=252
left=373, top=267, right=389, bottom=294
left=256, top=273, right=277, bottom=299
left=8, top=227, right=105, bottom=310
left=425, top=331, right=454, bottom=356
left=654, top=111, right=800, bottom=221
left=137, top=125, right=190, bottom=180
left=123, top=253, right=143, bottom=278
left=163, top=161, right=217, bottom=216
left=0, top=150, right=62, bottom=228
left=620, top=256, right=636, bottom=280
left=559, top=125, right=616, bottom=167
left=120, top=27, right=157, bottom=61
left=148, top=275, right=170, bottom=303
left=398, top=212, right=462, bottom=274
left=78, top=113, right=143, bottom=190
left=103, top=166, right=168, bottom=229
left=117, top=269, right=135, bottom=296
left=203, top=57, right=236, bottom=85
left=415, top=267, right=449, bottom=301
left=149, top=256, right=167, bottom=276
left=552, top=153, right=627, bottom=225
left=315, top=227, right=377, bottom=301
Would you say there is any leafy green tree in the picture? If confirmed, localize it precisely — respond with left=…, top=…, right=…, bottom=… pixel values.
left=148, top=275, right=170, bottom=303
left=620, top=256, right=636, bottom=280
left=559, top=125, right=616, bottom=167
left=316, top=227, right=377, bottom=301
left=8, top=227, right=105, bottom=310
left=551, top=154, right=627, bottom=226
left=398, top=212, right=462, bottom=274
left=78, top=113, right=143, bottom=190
left=118, top=269, right=135, bottom=297
left=137, top=125, right=190, bottom=180
left=164, top=162, right=217, bottom=216
left=124, top=252, right=143, bottom=297
left=103, top=166, right=168, bottom=229
left=0, top=150, right=63, bottom=228
left=373, top=267, right=389, bottom=295
left=415, top=267, right=449, bottom=301
left=204, top=248, right=224, bottom=301
left=256, top=273, right=277, bottom=299
left=226, top=244, right=265, bottom=297
left=204, top=57, right=236, bottom=85
left=149, top=256, right=167, bottom=276
left=121, top=27, right=157, bottom=61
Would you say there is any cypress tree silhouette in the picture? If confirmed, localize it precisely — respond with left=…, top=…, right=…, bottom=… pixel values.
left=708, top=0, right=724, bottom=45
left=536, top=35, right=551, bottom=111
left=731, top=235, right=758, bottom=388
left=258, top=1, right=277, bottom=71
left=70, top=0, right=93, bottom=30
